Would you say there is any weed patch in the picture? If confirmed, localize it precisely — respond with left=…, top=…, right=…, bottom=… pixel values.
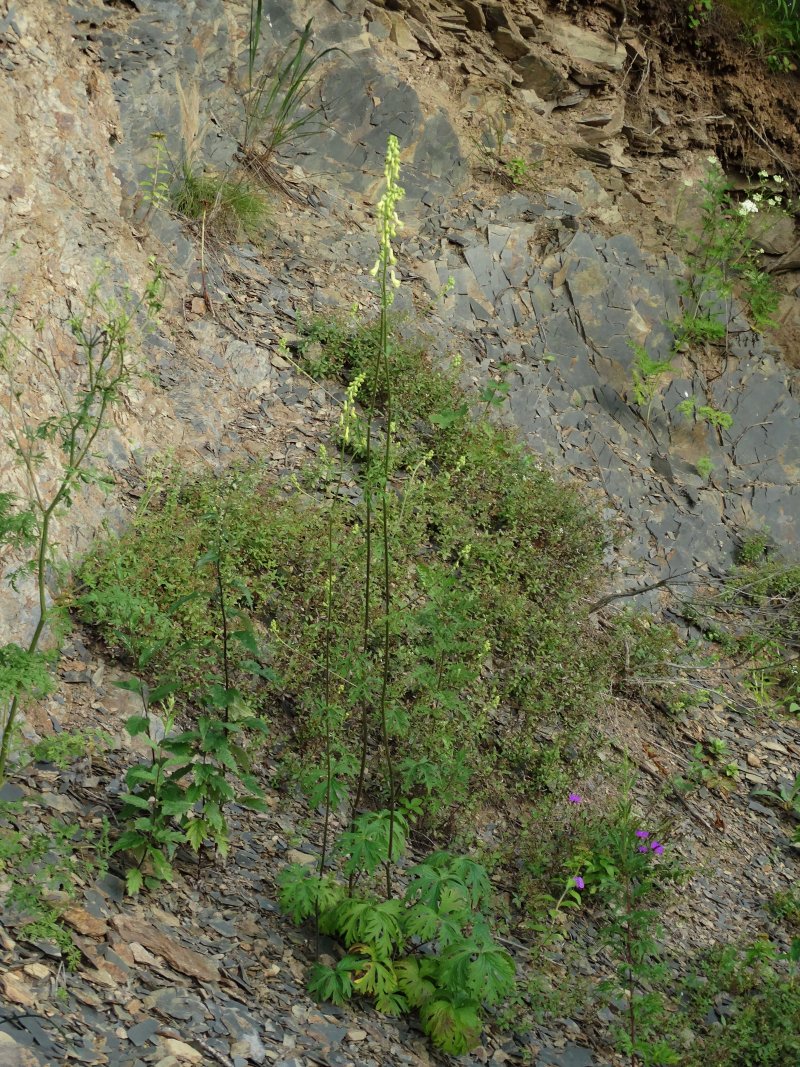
left=0, top=803, right=110, bottom=970
left=78, top=426, right=607, bottom=813
left=680, top=544, right=800, bottom=712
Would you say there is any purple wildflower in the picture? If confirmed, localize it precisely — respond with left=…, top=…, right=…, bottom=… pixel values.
left=568, top=793, right=583, bottom=805
left=651, top=841, right=664, bottom=856
left=635, top=830, right=650, bottom=839
left=638, top=846, right=649, bottom=853
left=574, top=876, right=585, bottom=890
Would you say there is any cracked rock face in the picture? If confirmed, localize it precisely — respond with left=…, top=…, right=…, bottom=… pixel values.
left=1, top=0, right=798, bottom=652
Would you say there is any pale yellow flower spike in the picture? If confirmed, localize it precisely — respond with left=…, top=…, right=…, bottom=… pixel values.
left=370, top=134, right=405, bottom=300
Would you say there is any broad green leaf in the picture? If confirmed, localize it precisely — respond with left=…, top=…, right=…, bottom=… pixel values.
left=125, top=868, right=144, bottom=895
left=119, top=792, right=152, bottom=811
left=420, top=994, right=481, bottom=1055
left=185, top=818, right=206, bottom=852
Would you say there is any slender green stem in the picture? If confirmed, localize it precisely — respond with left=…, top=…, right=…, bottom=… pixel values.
left=0, top=271, right=163, bottom=784
left=347, top=137, right=403, bottom=898
left=377, top=258, right=396, bottom=900
left=347, top=353, right=379, bottom=896
left=318, top=448, right=348, bottom=940
left=215, top=558, right=230, bottom=695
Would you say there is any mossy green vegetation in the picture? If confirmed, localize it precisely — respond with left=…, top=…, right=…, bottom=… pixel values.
left=722, top=0, right=800, bottom=69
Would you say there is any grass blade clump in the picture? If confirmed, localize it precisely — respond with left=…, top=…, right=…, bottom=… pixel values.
left=242, top=18, right=341, bottom=174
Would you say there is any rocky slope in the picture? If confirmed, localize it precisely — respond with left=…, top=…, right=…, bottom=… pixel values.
left=0, top=1, right=799, bottom=1065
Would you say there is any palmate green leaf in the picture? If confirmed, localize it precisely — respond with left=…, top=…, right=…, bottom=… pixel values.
left=401, top=902, right=440, bottom=943
left=395, top=955, right=439, bottom=1008
left=437, top=909, right=466, bottom=950
left=278, top=862, right=343, bottom=925
left=406, top=851, right=492, bottom=914
left=339, top=810, right=408, bottom=878
left=419, top=994, right=482, bottom=1055
left=438, top=933, right=515, bottom=1007
left=375, top=989, right=408, bottom=1015
left=350, top=945, right=398, bottom=1001
left=307, top=959, right=359, bottom=1006
left=301, top=759, right=353, bottom=810
left=330, top=897, right=404, bottom=957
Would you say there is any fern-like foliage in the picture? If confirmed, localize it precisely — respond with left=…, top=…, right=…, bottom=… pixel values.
left=349, top=942, right=399, bottom=1002
left=281, top=847, right=512, bottom=1056
left=338, top=809, right=408, bottom=878
left=277, top=862, right=343, bottom=924
left=395, top=956, right=439, bottom=1008
left=0, top=493, right=36, bottom=552
left=438, top=927, right=516, bottom=1006
left=401, top=901, right=441, bottom=943
left=0, top=644, right=54, bottom=702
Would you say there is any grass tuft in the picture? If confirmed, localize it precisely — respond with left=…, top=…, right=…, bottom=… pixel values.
left=171, top=163, right=271, bottom=241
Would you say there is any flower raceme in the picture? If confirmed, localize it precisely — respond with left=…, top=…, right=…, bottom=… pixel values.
left=369, top=133, right=405, bottom=294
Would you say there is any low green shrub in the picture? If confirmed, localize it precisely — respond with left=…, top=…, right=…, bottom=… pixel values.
left=29, top=728, right=111, bottom=770
left=78, top=427, right=606, bottom=820
left=279, top=850, right=514, bottom=1054
left=680, top=939, right=800, bottom=1066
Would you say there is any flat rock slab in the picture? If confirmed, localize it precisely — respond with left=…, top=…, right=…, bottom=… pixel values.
left=110, top=915, right=220, bottom=983
left=543, top=17, right=627, bottom=71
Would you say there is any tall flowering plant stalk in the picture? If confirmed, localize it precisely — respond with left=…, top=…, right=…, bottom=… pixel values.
left=348, top=135, right=405, bottom=899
